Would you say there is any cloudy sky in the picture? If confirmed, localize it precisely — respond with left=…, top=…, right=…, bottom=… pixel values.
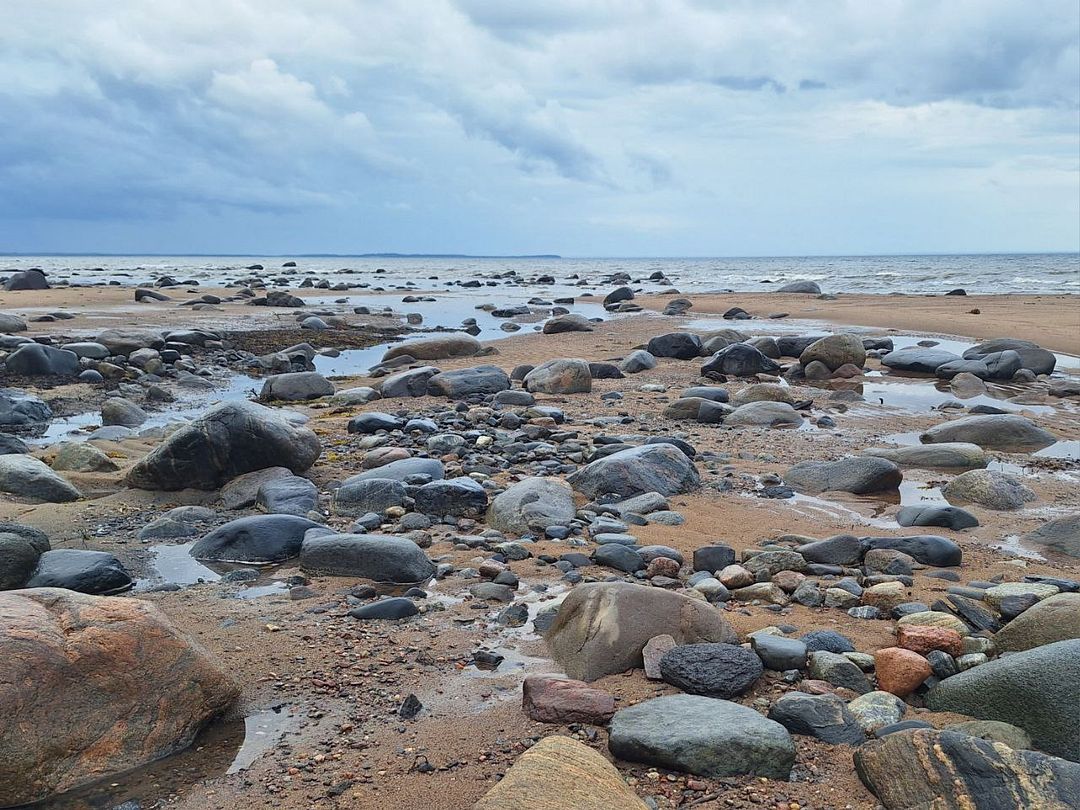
left=2, top=0, right=1078, bottom=256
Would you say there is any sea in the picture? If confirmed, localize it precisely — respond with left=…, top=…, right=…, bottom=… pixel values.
left=2, top=253, right=1078, bottom=296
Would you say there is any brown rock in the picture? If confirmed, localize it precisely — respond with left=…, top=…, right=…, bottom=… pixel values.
left=799, top=679, right=859, bottom=700
left=642, top=634, right=677, bottom=680
left=473, top=735, right=648, bottom=810
left=861, top=581, right=908, bottom=611
left=771, top=569, right=806, bottom=593
left=522, top=676, right=616, bottom=724
left=896, top=624, right=964, bottom=657
left=0, top=588, right=239, bottom=806
left=646, top=557, right=680, bottom=578
left=361, top=447, right=411, bottom=469
left=718, top=564, right=754, bottom=588
left=874, top=646, right=932, bottom=697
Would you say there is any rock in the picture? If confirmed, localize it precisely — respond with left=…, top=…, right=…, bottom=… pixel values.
left=95, top=328, right=165, bottom=355
left=190, top=515, right=320, bottom=563
left=299, top=533, right=434, bottom=582
left=784, top=457, right=902, bottom=495
left=127, top=402, right=321, bottom=490
left=257, top=475, right=318, bottom=516
left=874, top=647, right=932, bottom=697
left=945, top=720, right=1034, bottom=750
left=881, top=348, right=962, bottom=374
left=220, top=467, right=294, bottom=509
left=0, top=455, right=81, bottom=502
left=808, top=650, right=872, bottom=694
left=3, top=268, right=49, bottom=291
left=897, top=504, right=979, bottom=530
left=0, top=530, right=46, bottom=589
left=608, top=695, right=795, bottom=779
left=50, top=442, right=120, bottom=473
left=603, top=286, right=635, bottom=306
left=853, top=729, right=1080, bottom=810
left=897, top=611, right=970, bottom=635
left=524, top=359, right=592, bottom=394
left=0, top=312, right=27, bottom=332
left=797, top=534, right=863, bottom=565
left=100, top=397, right=148, bottom=428
left=767, top=692, right=865, bottom=744
left=751, top=633, right=808, bottom=670
left=568, top=444, right=699, bottom=499
left=382, top=334, right=480, bottom=361
left=801, top=630, right=856, bottom=654
left=521, top=676, right=615, bottom=724
left=642, top=634, right=676, bottom=679
left=944, top=469, right=1036, bottom=510
left=414, top=477, right=488, bottom=517
left=800, top=334, right=866, bottom=371
left=379, top=366, right=439, bottom=398
left=862, top=535, right=962, bottom=567
left=260, top=372, right=334, bottom=401
left=333, top=386, right=381, bottom=405
left=927, top=639, right=1080, bottom=760
left=488, top=477, right=576, bottom=535
left=349, top=457, right=444, bottom=483
left=896, top=625, right=964, bottom=657
left=333, top=477, right=408, bottom=515
left=701, top=343, right=781, bottom=377
left=864, top=442, right=988, bottom=470
left=730, top=383, right=793, bottom=407
left=659, top=643, right=762, bottom=698
left=543, top=313, right=593, bottom=334
left=546, top=582, right=736, bottom=681
left=25, top=549, right=132, bottom=595
left=950, top=372, right=988, bottom=397
left=347, top=412, right=403, bottom=434
left=693, top=544, right=736, bottom=572
left=5, top=344, right=79, bottom=376
left=743, top=549, right=807, bottom=578
left=920, top=414, right=1056, bottom=451
left=646, top=332, right=703, bottom=359
left=848, top=691, right=906, bottom=733
left=775, top=281, right=820, bottom=293
left=724, top=401, right=803, bottom=427
left=427, top=365, right=510, bottom=397
left=0, top=589, right=239, bottom=806
left=473, top=734, right=648, bottom=810
left=983, top=582, right=1059, bottom=612
left=963, top=338, right=1056, bottom=375
left=994, top=593, right=1080, bottom=652
left=348, top=597, right=419, bottom=620
left=620, top=350, right=657, bottom=373
left=1024, top=515, right=1080, bottom=558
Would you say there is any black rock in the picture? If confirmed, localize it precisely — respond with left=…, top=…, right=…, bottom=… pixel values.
left=25, top=549, right=132, bottom=595
left=646, top=332, right=703, bottom=360
left=191, top=515, right=320, bottom=563
left=692, top=544, right=736, bottom=572
left=800, top=630, right=855, bottom=654
left=701, top=343, right=781, bottom=377
left=349, top=597, right=418, bottom=620
left=659, top=642, right=763, bottom=698
left=897, top=505, right=979, bottom=530
left=767, top=692, right=865, bottom=744
left=861, top=535, right=962, bottom=567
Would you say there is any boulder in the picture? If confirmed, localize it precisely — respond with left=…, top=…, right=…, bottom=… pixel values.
left=3, top=269, right=49, bottom=291
left=1023, top=514, right=1080, bottom=558
left=724, top=401, right=803, bottom=428
left=897, top=505, right=979, bottom=530
left=545, top=582, right=736, bottom=681
left=784, top=457, right=902, bottom=495
left=881, top=349, right=962, bottom=374
left=797, top=534, right=863, bottom=565
left=659, top=643, right=763, bottom=698
left=95, top=329, right=165, bottom=355
left=260, top=372, right=334, bottom=401
left=126, top=401, right=321, bottom=490
left=0, top=455, right=81, bottom=502
left=524, top=359, right=592, bottom=394
left=944, top=469, right=1037, bottom=510
left=521, top=676, right=616, bottom=725
left=256, top=475, right=318, bottom=516
left=854, top=729, right=1080, bottom=810
left=333, top=477, right=408, bottom=515
left=0, top=389, right=52, bottom=427
left=349, top=457, right=444, bottom=483
left=0, top=589, right=239, bottom=806
left=414, top=477, right=489, bottom=516
left=767, top=692, right=865, bottom=744
left=25, top=549, right=132, bottom=595
left=920, top=414, right=1056, bottom=452
left=730, top=383, right=793, bottom=406
left=701, top=343, right=781, bottom=377
left=299, top=533, right=435, bottom=582
left=619, top=350, right=657, bottom=373
left=993, top=594, right=1080, bottom=652
left=543, top=314, right=593, bottom=334
left=101, top=397, right=148, bottom=428
left=190, top=514, right=320, bottom=563
left=426, top=365, right=510, bottom=397
left=963, top=338, right=1056, bottom=375
left=379, top=366, right=439, bottom=398
left=472, top=735, right=648, bottom=810
left=50, top=442, right=120, bottom=473
left=927, top=639, right=1080, bottom=760
left=488, top=477, right=576, bottom=535
left=4, top=344, right=79, bottom=376
left=861, top=535, right=962, bottom=567
left=800, top=334, right=866, bottom=371
left=347, top=412, right=403, bottom=434
left=646, top=333, right=703, bottom=360
left=775, top=281, right=820, bottom=293
left=567, top=444, right=700, bottom=498
left=0, top=313, right=27, bottom=332
left=382, top=334, right=480, bottom=361
left=863, top=443, right=987, bottom=470
left=608, top=695, right=795, bottom=779
left=0, top=531, right=45, bottom=589
left=220, top=467, right=294, bottom=509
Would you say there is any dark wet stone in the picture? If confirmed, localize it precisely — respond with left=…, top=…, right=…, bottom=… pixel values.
left=25, top=549, right=132, bottom=595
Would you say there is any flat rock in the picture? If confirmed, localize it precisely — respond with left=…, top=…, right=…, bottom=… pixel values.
left=944, top=469, right=1037, bottom=510
left=299, top=533, right=434, bottom=583
left=1023, top=514, right=1080, bottom=558
left=488, top=477, right=576, bottom=535
left=521, top=676, right=616, bottom=725
left=25, top=549, right=132, bottom=595
left=920, top=414, right=1056, bottom=452
left=190, top=515, right=320, bottom=563
left=864, top=443, right=987, bottom=470
left=382, top=334, right=480, bottom=361
left=260, top=372, right=334, bottom=401
left=0, top=455, right=81, bottom=502
left=767, top=692, right=865, bottom=744
left=659, top=642, right=763, bottom=698
left=785, top=457, right=902, bottom=495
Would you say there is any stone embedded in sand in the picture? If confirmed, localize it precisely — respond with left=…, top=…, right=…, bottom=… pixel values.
left=854, top=729, right=1080, bottom=810
left=100, top=397, right=148, bottom=427
left=523, top=358, right=592, bottom=394
left=701, top=343, right=781, bottom=377
left=543, top=313, right=593, bottom=334
left=864, top=442, right=987, bottom=470
left=567, top=443, right=699, bottom=499
left=784, top=456, right=902, bottom=495
left=299, top=533, right=435, bottom=582
left=126, top=401, right=321, bottom=490
left=920, top=414, right=1056, bottom=451
left=724, top=401, right=803, bottom=427
left=799, top=333, right=866, bottom=371
left=873, top=647, right=932, bottom=697
left=993, top=593, right=1080, bottom=653
left=472, top=735, right=648, bottom=810
left=944, top=469, right=1037, bottom=511
left=522, top=676, right=616, bottom=724
left=880, top=348, right=962, bottom=374
left=546, top=581, right=736, bottom=681
left=3, top=268, right=49, bottom=291
left=190, top=514, right=321, bottom=563
left=1023, top=514, right=1080, bottom=558
left=0, top=388, right=52, bottom=427
left=861, top=534, right=962, bottom=567
left=382, top=334, right=481, bottom=362
left=0, top=588, right=238, bottom=806
left=488, top=476, right=576, bottom=535
left=259, top=371, right=335, bottom=401
left=426, top=365, right=511, bottom=397
left=95, top=328, right=165, bottom=355
left=0, top=455, right=81, bottom=502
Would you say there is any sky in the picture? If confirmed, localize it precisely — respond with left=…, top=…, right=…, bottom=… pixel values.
left=1, top=0, right=1078, bottom=257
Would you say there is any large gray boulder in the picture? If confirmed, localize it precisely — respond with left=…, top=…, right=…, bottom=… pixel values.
left=881, top=348, right=962, bottom=374
left=524, top=359, right=592, bottom=394
left=963, top=338, right=1056, bottom=375
left=4, top=344, right=78, bottom=376
left=993, top=594, right=1080, bottom=652
left=608, top=695, right=795, bottom=779
left=348, top=457, right=444, bottom=483
left=944, top=469, right=1037, bottom=510
left=126, top=401, right=321, bottom=490
left=0, top=313, right=26, bottom=332
left=784, top=457, right=902, bottom=494
left=332, top=477, right=408, bottom=515
left=0, top=455, right=81, bottom=502
left=1023, top=514, right=1080, bottom=558
left=799, top=334, right=865, bottom=371
left=927, top=639, right=1080, bottom=761
left=426, top=365, right=510, bottom=398
left=379, top=366, right=439, bottom=398
left=701, top=343, right=781, bottom=377
left=568, top=444, right=700, bottom=498
left=3, top=268, right=49, bottom=291
left=0, top=389, right=52, bottom=427
left=488, top=477, right=576, bottom=535
left=95, top=329, right=165, bottom=355
left=101, top=397, right=148, bottom=428
left=920, top=414, right=1056, bottom=452
left=382, top=334, right=481, bottom=362
left=299, top=533, right=435, bottom=582
left=863, top=443, right=987, bottom=470
left=724, top=401, right=803, bottom=428
left=260, top=372, right=334, bottom=401
left=190, top=514, right=320, bottom=563
left=546, top=582, right=736, bottom=681
left=25, top=549, right=132, bottom=595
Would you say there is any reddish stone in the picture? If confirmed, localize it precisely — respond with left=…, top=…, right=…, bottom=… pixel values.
left=896, top=625, right=964, bottom=657
left=771, top=570, right=806, bottom=593
left=478, top=560, right=507, bottom=579
left=646, top=557, right=681, bottom=579
left=874, top=647, right=933, bottom=697
left=522, top=675, right=615, bottom=724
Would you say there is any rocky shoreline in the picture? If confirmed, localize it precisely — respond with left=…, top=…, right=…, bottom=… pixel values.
left=0, top=268, right=1078, bottom=810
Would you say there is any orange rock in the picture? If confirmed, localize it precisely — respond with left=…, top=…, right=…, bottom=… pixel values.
left=874, top=646, right=932, bottom=697
left=896, top=624, right=964, bottom=657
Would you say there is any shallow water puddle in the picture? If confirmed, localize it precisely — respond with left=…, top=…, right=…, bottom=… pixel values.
left=235, top=580, right=290, bottom=599
left=226, top=705, right=301, bottom=773
left=142, top=542, right=221, bottom=587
